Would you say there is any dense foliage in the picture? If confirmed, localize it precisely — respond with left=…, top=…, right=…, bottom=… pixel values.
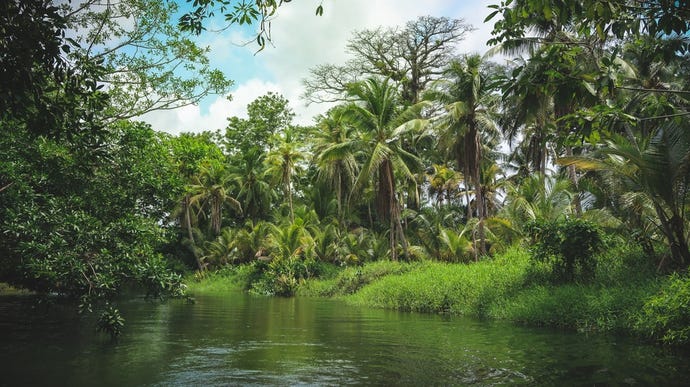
left=2, top=0, right=690, bottom=342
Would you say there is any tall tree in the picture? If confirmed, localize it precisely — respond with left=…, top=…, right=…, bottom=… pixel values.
left=426, top=55, right=501, bottom=256
left=0, top=1, right=185, bottom=333
left=188, top=161, right=241, bottom=237
left=265, top=128, right=305, bottom=223
left=304, top=16, right=473, bottom=105
left=345, top=78, right=427, bottom=260
left=225, top=92, right=294, bottom=156
left=58, top=0, right=232, bottom=123
left=229, top=148, right=274, bottom=221
left=312, top=107, right=359, bottom=222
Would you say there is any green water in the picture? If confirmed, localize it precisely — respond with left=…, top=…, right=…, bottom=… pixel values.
left=1, top=292, right=688, bottom=386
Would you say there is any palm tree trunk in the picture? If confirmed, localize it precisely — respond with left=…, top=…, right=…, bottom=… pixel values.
left=390, top=209, right=397, bottom=261
left=655, top=204, right=690, bottom=269
left=565, top=146, right=583, bottom=217
left=212, top=198, right=222, bottom=236
left=474, top=169, right=487, bottom=258
left=336, top=172, right=343, bottom=223
left=286, top=175, right=294, bottom=223
left=382, top=161, right=408, bottom=260
left=183, top=196, right=205, bottom=272
left=393, top=194, right=409, bottom=259
left=184, top=196, right=195, bottom=245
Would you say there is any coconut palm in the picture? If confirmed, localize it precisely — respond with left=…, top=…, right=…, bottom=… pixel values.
left=229, top=147, right=274, bottom=221
left=343, top=77, right=428, bottom=260
left=426, top=54, right=501, bottom=256
left=427, top=164, right=464, bottom=208
left=312, top=106, right=359, bottom=222
left=559, top=123, right=690, bottom=269
left=265, top=128, right=306, bottom=223
left=188, top=161, right=242, bottom=236
left=202, top=227, right=237, bottom=268
left=500, top=173, right=575, bottom=232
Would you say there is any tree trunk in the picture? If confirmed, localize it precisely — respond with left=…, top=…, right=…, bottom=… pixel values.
left=336, top=170, right=343, bottom=223
left=212, top=197, right=222, bottom=236
left=184, top=196, right=195, bottom=244
left=286, top=174, right=294, bottom=223
left=655, top=204, right=690, bottom=269
left=474, top=168, right=487, bottom=258
left=184, top=196, right=205, bottom=272
left=565, top=146, right=583, bottom=217
left=381, top=161, right=408, bottom=260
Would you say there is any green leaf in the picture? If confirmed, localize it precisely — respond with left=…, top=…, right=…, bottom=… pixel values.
left=484, top=10, right=499, bottom=23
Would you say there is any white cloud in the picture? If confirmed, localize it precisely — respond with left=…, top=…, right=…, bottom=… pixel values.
left=141, top=0, right=498, bottom=134
left=140, top=79, right=282, bottom=135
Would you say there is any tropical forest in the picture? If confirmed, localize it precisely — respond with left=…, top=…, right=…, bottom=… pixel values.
left=1, top=0, right=690, bottom=385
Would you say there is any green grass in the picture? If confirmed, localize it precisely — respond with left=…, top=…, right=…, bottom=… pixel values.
left=185, top=265, right=255, bottom=295
left=335, top=247, right=669, bottom=340
left=296, top=259, right=419, bottom=297
left=347, top=248, right=529, bottom=318
left=188, top=243, right=687, bottom=344
left=501, top=280, right=661, bottom=333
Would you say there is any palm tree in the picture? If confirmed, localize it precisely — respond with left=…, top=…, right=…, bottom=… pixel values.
left=188, top=161, right=241, bottom=236
left=437, top=227, right=474, bottom=263
left=202, top=227, right=237, bottom=268
left=312, top=107, right=359, bottom=222
left=501, top=173, right=575, bottom=231
left=427, top=164, right=464, bottom=208
left=265, top=128, right=305, bottom=223
left=229, top=147, right=274, bottom=221
left=560, top=124, right=690, bottom=269
left=426, top=54, right=501, bottom=256
left=499, top=56, right=554, bottom=175
left=344, top=77, right=428, bottom=260
left=491, top=9, right=603, bottom=216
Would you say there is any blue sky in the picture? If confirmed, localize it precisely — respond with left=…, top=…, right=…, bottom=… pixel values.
left=140, top=0, right=498, bottom=135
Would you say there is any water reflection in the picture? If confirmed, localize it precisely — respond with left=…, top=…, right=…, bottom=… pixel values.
left=0, top=293, right=688, bottom=386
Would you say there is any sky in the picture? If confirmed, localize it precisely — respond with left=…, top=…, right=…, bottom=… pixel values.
left=139, top=1, right=498, bottom=135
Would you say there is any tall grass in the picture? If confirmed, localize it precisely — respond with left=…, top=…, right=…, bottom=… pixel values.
left=340, top=245, right=670, bottom=340
left=347, top=248, right=529, bottom=318
left=297, top=260, right=417, bottom=297
left=185, top=265, right=256, bottom=295
left=188, top=241, right=686, bottom=344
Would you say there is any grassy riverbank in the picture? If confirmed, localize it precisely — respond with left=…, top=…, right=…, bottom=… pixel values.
left=186, top=246, right=690, bottom=345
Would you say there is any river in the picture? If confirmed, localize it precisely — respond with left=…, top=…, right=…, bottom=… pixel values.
left=1, top=292, right=688, bottom=386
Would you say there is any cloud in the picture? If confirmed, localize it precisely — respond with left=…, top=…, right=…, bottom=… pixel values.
left=141, top=0, right=498, bottom=134
left=140, top=79, right=282, bottom=135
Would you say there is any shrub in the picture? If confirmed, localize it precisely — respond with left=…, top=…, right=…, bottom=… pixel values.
left=635, top=274, right=690, bottom=345
left=526, top=218, right=602, bottom=283
left=250, top=256, right=322, bottom=297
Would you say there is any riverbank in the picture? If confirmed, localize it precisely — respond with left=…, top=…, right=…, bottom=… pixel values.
left=186, top=246, right=690, bottom=345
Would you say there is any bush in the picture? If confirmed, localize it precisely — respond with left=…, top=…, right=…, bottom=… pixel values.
left=526, top=218, right=602, bottom=283
left=594, top=237, right=658, bottom=286
left=250, top=256, right=323, bottom=297
left=635, top=274, right=690, bottom=345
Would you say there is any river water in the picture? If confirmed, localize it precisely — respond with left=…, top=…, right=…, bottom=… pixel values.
left=1, top=292, right=688, bottom=386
